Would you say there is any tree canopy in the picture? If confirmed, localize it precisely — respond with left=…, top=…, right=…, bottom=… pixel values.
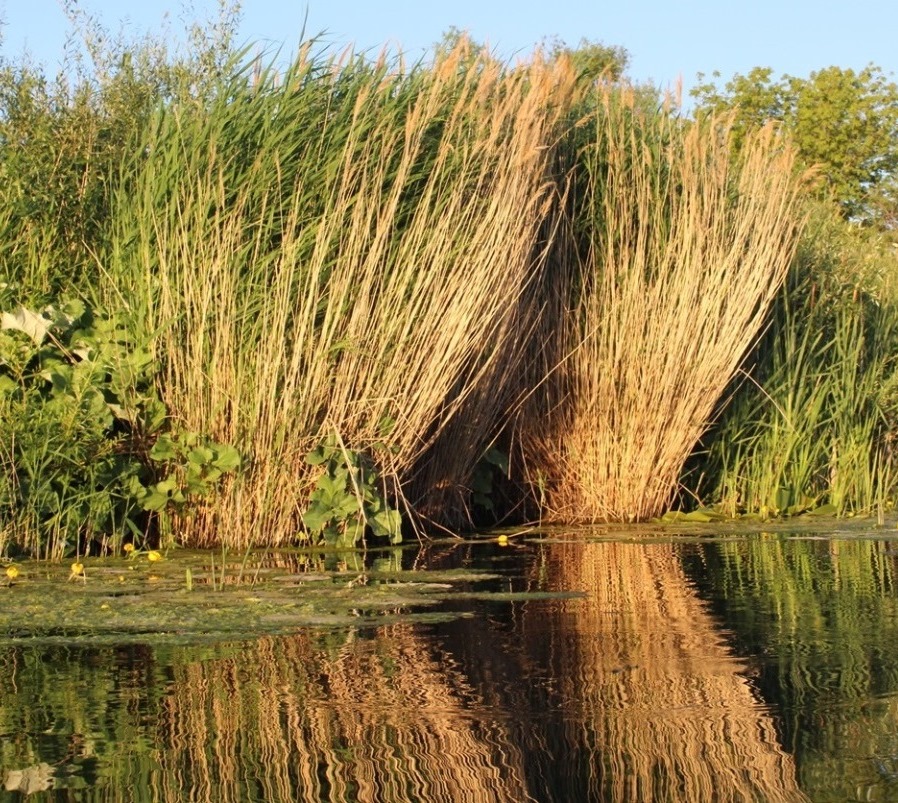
left=692, top=65, right=898, bottom=227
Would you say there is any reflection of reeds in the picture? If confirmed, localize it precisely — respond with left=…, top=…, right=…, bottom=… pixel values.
left=689, top=536, right=898, bottom=800
left=539, top=541, right=808, bottom=802
left=155, top=628, right=533, bottom=802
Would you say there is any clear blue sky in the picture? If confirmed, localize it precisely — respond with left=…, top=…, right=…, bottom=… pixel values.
left=2, top=0, right=897, bottom=103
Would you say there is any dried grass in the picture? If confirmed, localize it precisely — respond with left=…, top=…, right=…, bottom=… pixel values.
left=522, top=97, right=805, bottom=522
left=114, top=43, right=575, bottom=545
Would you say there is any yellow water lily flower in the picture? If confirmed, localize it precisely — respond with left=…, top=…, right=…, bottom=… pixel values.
left=146, top=551, right=162, bottom=562
left=5, top=565, right=19, bottom=580
left=69, top=562, right=84, bottom=579
left=496, top=535, right=509, bottom=546
left=123, top=543, right=135, bottom=554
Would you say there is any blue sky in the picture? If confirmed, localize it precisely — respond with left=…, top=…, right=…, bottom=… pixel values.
left=2, top=0, right=897, bottom=103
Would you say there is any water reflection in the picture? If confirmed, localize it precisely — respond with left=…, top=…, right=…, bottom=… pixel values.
left=3, top=535, right=898, bottom=800
left=434, top=542, right=805, bottom=802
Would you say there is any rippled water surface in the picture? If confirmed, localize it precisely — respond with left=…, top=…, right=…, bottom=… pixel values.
left=4, top=526, right=898, bottom=801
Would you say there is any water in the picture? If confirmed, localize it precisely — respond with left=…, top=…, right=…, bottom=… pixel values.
left=3, top=531, right=898, bottom=801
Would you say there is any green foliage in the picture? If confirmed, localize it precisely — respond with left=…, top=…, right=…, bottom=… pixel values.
left=0, top=1, right=243, bottom=295
left=692, top=64, right=898, bottom=224
left=542, top=36, right=630, bottom=83
left=471, top=447, right=509, bottom=516
left=131, top=433, right=241, bottom=514
left=302, top=436, right=402, bottom=549
left=0, top=298, right=239, bottom=557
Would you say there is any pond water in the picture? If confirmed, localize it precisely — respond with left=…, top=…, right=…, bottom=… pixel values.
left=3, top=526, right=898, bottom=801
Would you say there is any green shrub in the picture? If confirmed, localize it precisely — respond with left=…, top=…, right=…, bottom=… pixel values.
left=0, top=298, right=239, bottom=557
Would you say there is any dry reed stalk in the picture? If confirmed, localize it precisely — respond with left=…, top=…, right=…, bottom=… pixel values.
left=129, top=44, right=575, bottom=546
left=525, top=99, right=804, bottom=522
left=535, top=540, right=809, bottom=802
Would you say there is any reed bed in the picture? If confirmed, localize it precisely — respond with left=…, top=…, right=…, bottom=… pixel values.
left=521, top=99, right=805, bottom=523
left=0, top=31, right=835, bottom=552
left=688, top=206, right=898, bottom=516
left=110, top=44, right=575, bottom=546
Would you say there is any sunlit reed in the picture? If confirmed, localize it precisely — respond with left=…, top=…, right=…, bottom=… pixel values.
left=522, top=101, right=804, bottom=522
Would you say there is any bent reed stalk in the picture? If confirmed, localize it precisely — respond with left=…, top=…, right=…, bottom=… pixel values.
left=522, top=98, right=805, bottom=523
left=110, top=43, right=575, bottom=546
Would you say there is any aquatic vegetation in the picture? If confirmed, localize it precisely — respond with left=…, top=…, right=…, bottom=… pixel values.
left=110, top=40, right=575, bottom=546
left=0, top=7, right=883, bottom=544
left=0, top=547, right=529, bottom=645
left=302, top=436, right=402, bottom=548
left=687, top=204, right=898, bottom=516
left=519, top=98, right=804, bottom=523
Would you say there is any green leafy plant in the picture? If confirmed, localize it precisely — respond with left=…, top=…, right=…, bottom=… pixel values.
left=301, top=436, right=402, bottom=549
left=0, top=298, right=239, bottom=557
left=130, top=432, right=241, bottom=515
left=471, top=447, right=509, bottom=516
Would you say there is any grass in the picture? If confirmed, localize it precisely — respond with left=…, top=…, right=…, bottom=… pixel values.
left=687, top=204, right=898, bottom=517
left=1, top=19, right=883, bottom=553
left=520, top=97, right=805, bottom=523
left=106, top=43, right=577, bottom=547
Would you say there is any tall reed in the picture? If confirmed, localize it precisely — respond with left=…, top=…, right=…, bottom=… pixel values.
left=109, top=43, right=575, bottom=546
left=688, top=205, right=898, bottom=516
left=522, top=97, right=804, bottom=522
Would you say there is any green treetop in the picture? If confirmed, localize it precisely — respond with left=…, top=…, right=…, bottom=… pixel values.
left=692, top=64, right=898, bottom=226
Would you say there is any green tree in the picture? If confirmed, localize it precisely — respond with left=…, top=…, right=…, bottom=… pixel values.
left=692, top=65, right=898, bottom=225
left=542, top=36, right=629, bottom=83
left=433, top=29, right=630, bottom=86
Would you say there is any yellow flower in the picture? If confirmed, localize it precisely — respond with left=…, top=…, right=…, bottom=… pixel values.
left=123, top=543, right=135, bottom=554
left=5, top=565, right=19, bottom=580
left=146, top=551, right=162, bottom=563
left=496, top=535, right=509, bottom=546
left=70, top=562, right=84, bottom=577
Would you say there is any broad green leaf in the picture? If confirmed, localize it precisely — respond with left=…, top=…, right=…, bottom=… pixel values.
left=804, top=503, right=839, bottom=517
left=369, top=509, right=402, bottom=542
left=212, top=445, right=240, bottom=471
left=302, top=507, right=330, bottom=532
left=155, top=478, right=179, bottom=494
left=305, top=446, right=329, bottom=466
left=483, top=447, right=509, bottom=475
left=315, top=473, right=344, bottom=498
left=127, top=475, right=148, bottom=499
left=337, top=495, right=361, bottom=517
left=150, top=435, right=180, bottom=462
left=188, top=446, right=215, bottom=466
left=141, top=491, right=170, bottom=512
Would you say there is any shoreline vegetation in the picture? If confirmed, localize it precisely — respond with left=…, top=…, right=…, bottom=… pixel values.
left=1, top=8, right=897, bottom=559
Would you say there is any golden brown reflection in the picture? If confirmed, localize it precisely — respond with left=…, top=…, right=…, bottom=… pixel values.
left=153, top=627, right=533, bottom=803
left=0, top=540, right=827, bottom=801
left=533, top=540, right=808, bottom=802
